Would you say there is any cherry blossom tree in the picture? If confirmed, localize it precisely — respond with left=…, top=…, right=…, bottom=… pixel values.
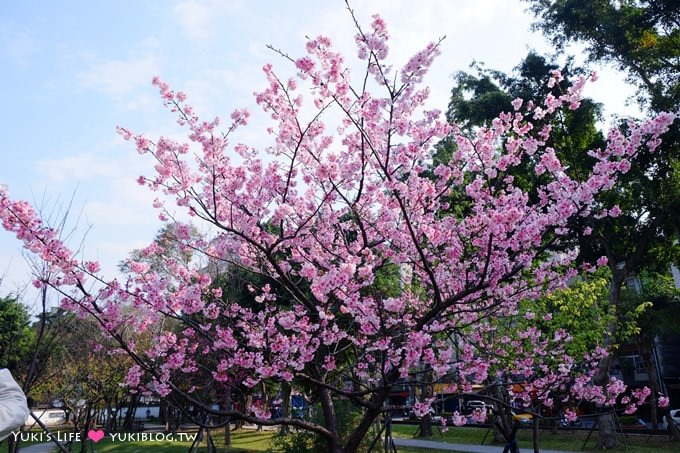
left=0, top=6, right=675, bottom=452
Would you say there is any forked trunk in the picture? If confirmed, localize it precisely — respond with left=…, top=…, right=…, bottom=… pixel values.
left=491, top=386, right=512, bottom=444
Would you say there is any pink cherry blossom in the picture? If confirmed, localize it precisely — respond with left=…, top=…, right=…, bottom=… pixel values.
left=0, top=10, right=675, bottom=450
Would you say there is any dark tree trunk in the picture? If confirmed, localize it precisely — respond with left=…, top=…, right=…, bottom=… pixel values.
left=639, top=340, right=660, bottom=428
left=596, top=413, right=619, bottom=449
left=256, top=382, right=268, bottom=432
left=79, top=403, right=93, bottom=453
left=666, top=414, right=680, bottom=441
left=594, top=265, right=625, bottom=450
left=344, top=391, right=389, bottom=453
left=224, top=390, right=232, bottom=446
left=224, top=423, right=231, bottom=447
left=160, top=399, right=168, bottom=426
left=550, top=410, right=559, bottom=434
left=416, top=372, right=434, bottom=438
left=418, top=414, right=434, bottom=438
left=7, top=431, right=18, bottom=453
left=235, top=393, right=251, bottom=430
left=593, top=349, right=620, bottom=449
left=105, top=405, right=115, bottom=434
left=493, top=410, right=513, bottom=444
left=318, top=386, right=341, bottom=453
left=532, top=413, right=539, bottom=453
left=491, top=386, right=512, bottom=444
left=493, top=422, right=506, bottom=444
left=123, top=393, right=140, bottom=430
left=279, top=382, right=292, bottom=435
left=496, top=419, right=520, bottom=453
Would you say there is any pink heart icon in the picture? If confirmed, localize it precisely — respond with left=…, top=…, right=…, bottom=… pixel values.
left=87, top=430, right=105, bottom=443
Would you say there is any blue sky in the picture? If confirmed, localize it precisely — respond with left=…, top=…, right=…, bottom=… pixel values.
left=0, top=0, right=638, bottom=307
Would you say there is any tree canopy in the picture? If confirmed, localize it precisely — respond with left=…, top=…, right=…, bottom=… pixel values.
left=525, top=0, right=680, bottom=111
left=0, top=7, right=676, bottom=453
left=0, top=295, right=33, bottom=372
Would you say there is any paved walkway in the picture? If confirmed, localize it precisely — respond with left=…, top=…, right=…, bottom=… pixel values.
left=392, top=437, right=581, bottom=453
left=19, top=443, right=55, bottom=453
left=18, top=437, right=583, bottom=453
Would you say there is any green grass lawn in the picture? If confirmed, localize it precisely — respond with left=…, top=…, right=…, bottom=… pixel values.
left=391, top=423, right=679, bottom=453
left=0, top=427, right=73, bottom=453
left=1, top=429, right=276, bottom=453
left=54, top=429, right=276, bottom=452
left=3, top=425, right=677, bottom=452
left=2, top=428, right=457, bottom=452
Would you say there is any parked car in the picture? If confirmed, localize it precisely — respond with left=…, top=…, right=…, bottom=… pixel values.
left=407, top=407, right=442, bottom=422
left=25, top=409, right=68, bottom=427
left=291, top=395, right=308, bottom=419
left=512, top=412, right=533, bottom=425
left=560, top=415, right=583, bottom=427
left=670, top=408, right=680, bottom=426
left=465, top=400, right=493, bottom=414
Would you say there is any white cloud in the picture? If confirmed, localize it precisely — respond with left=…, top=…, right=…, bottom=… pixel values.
left=0, top=26, right=39, bottom=68
left=174, top=0, right=247, bottom=42
left=175, top=1, right=213, bottom=41
left=36, top=153, right=124, bottom=184
left=82, top=179, right=156, bottom=227
left=78, top=56, right=159, bottom=97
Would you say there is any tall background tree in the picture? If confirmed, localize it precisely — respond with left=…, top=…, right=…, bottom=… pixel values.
left=0, top=295, right=34, bottom=373
left=525, top=0, right=679, bottom=111
left=522, top=0, right=680, bottom=447
left=617, top=271, right=680, bottom=428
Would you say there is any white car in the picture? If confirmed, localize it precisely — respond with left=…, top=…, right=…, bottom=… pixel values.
left=466, top=400, right=493, bottom=412
left=670, top=408, right=680, bottom=426
left=25, top=409, right=68, bottom=427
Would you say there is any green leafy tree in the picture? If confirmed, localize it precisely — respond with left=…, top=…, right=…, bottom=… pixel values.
left=487, top=275, right=611, bottom=446
left=523, top=2, right=680, bottom=446
left=0, top=295, right=34, bottom=372
left=618, top=271, right=680, bottom=427
left=120, top=223, right=199, bottom=275
left=442, top=49, right=680, bottom=447
left=525, top=0, right=679, bottom=111
left=436, top=52, right=606, bottom=213
left=24, top=307, right=76, bottom=403
left=529, top=276, right=613, bottom=357
left=55, top=320, right=132, bottom=453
